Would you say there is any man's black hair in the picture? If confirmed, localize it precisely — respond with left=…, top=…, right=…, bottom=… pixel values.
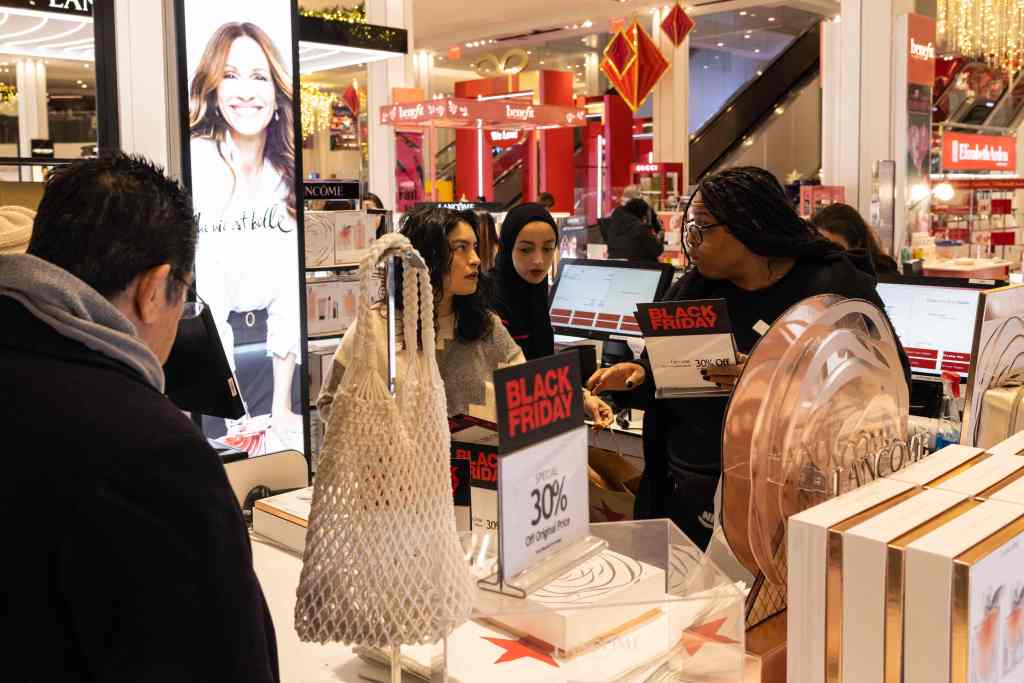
left=28, top=153, right=197, bottom=301
left=622, top=197, right=655, bottom=224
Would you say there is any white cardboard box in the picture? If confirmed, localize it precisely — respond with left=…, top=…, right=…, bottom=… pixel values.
left=306, top=278, right=358, bottom=337
left=905, top=499, right=1024, bottom=683
left=841, top=488, right=975, bottom=683
left=886, top=444, right=986, bottom=487
left=333, top=210, right=375, bottom=265
left=932, top=454, right=1024, bottom=498
left=303, top=211, right=336, bottom=268
left=989, top=431, right=1024, bottom=456
left=481, top=549, right=667, bottom=655
left=990, top=475, right=1024, bottom=504
left=787, top=477, right=917, bottom=683
left=252, top=487, right=312, bottom=554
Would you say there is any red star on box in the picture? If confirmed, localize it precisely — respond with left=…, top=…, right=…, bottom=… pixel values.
left=483, top=636, right=560, bottom=667
left=596, top=499, right=627, bottom=522
left=661, top=2, right=695, bottom=48
left=600, top=19, right=670, bottom=112
left=679, top=617, right=740, bottom=656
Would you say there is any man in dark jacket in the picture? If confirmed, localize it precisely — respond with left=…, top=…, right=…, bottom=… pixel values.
left=0, top=154, right=279, bottom=682
left=597, top=198, right=665, bottom=263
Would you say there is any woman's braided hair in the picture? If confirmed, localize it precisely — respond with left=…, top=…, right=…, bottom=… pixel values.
left=685, top=166, right=838, bottom=260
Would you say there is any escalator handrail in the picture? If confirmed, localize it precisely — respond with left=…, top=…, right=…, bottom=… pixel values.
left=689, top=22, right=821, bottom=183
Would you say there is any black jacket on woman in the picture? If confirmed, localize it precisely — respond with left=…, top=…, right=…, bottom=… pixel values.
left=597, top=206, right=664, bottom=264
left=493, top=203, right=559, bottom=360
left=620, top=249, right=912, bottom=549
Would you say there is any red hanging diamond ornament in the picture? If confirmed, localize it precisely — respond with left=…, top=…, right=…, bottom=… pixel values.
left=603, top=27, right=636, bottom=78
left=600, top=19, right=670, bottom=112
left=661, top=2, right=695, bottom=48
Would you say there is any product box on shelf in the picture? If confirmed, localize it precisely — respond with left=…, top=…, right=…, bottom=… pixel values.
left=787, top=477, right=919, bottom=683
left=303, top=210, right=335, bottom=268
left=478, top=548, right=667, bottom=656
left=355, top=519, right=746, bottom=683
left=885, top=443, right=987, bottom=487
left=931, top=455, right=1024, bottom=498
left=334, top=210, right=375, bottom=265
left=989, top=431, right=1024, bottom=456
left=252, top=486, right=312, bottom=555
left=305, top=276, right=358, bottom=337
left=304, top=209, right=376, bottom=268
left=841, top=488, right=978, bottom=683
left=307, top=338, right=339, bottom=402
left=905, top=500, right=1024, bottom=683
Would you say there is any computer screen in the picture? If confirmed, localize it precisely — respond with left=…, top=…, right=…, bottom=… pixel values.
left=549, top=259, right=673, bottom=340
left=876, top=276, right=985, bottom=380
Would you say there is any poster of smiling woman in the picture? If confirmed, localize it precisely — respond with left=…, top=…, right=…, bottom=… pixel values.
left=177, top=0, right=306, bottom=456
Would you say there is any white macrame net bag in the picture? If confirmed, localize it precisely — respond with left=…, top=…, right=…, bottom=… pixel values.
left=295, top=233, right=475, bottom=647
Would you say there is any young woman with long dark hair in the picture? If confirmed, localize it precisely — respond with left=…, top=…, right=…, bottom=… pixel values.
left=318, top=207, right=523, bottom=419
left=588, top=167, right=910, bottom=548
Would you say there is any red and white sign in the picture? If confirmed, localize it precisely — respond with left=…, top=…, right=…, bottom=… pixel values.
left=489, top=129, right=525, bottom=149
left=380, top=97, right=585, bottom=129
left=630, top=162, right=683, bottom=175
left=942, top=133, right=1017, bottom=172
left=907, top=14, right=936, bottom=86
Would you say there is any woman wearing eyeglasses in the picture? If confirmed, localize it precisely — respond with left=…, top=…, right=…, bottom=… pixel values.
left=587, top=166, right=910, bottom=549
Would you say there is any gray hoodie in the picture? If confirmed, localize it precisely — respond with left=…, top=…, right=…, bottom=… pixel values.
left=0, top=253, right=165, bottom=391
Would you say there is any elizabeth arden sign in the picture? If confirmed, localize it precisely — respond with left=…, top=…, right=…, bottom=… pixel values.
left=942, top=132, right=1017, bottom=173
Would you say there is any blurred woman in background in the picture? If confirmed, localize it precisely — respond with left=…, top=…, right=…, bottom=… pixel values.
left=811, top=202, right=899, bottom=275
left=472, top=209, right=499, bottom=272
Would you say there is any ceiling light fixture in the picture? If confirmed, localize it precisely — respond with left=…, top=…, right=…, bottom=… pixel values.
left=938, top=0, right=1024, bottom=71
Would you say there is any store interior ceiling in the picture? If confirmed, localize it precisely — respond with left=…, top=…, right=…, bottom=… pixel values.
left=0, top=8, right=95, bottom=96
left=301, top=0, right=837, bottom=98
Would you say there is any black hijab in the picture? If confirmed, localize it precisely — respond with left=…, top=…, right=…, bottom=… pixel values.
left=493, top=203, right=559, bottom=360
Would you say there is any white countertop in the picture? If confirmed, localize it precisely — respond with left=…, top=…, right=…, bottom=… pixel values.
left=252, top=537, right=366, bottom=682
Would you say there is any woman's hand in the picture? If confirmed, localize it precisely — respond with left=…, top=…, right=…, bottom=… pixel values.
left=703, top=353, right=749, bottom=391
left=584, top=394, right=614, bottom=431
left=587, top=362, right=646, bottom=394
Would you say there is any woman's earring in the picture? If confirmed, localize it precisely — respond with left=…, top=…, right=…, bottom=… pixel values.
left=274, top=110, right=280, bottom=122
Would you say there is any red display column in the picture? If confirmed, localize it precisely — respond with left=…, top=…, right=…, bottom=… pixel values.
left=453, top=76, right=514, bottom=201
left=581, top=119, right=603, bottom=224
left=604, top=93, right=633, bottom=211
left=539, top=71, right=574, bottom=213
left=522, top=130, right=539, bottom=204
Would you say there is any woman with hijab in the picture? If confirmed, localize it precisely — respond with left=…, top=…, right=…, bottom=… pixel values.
left=587, top=167, right=911, bottom=548
left=492, top=203, right=558, bottom=359
left=493, top=203, right=614, bottom=425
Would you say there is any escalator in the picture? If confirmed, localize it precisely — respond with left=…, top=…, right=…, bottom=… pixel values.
left=433, top=137, right=525, bottom=207
left=689, top=22, right=821, bottom=183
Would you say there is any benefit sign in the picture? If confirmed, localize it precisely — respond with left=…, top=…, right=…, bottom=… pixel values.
left=494, top=352, right=589, bottom=579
